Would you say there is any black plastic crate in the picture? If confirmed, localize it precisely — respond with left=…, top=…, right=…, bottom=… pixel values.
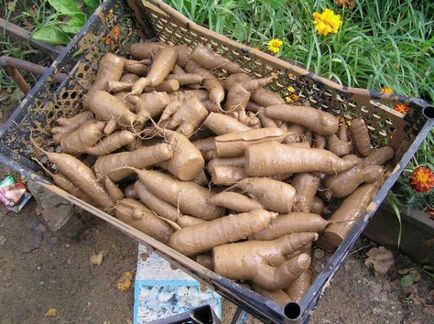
left=0, top=0, right=432, bottom=322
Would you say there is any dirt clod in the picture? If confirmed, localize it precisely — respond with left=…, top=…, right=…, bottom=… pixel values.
left=423, top=305, right=434, bottom=315
left=44, top=308, right=58, bottom=317
left=0, top=235, right=6, bottom=246
left=90, top=251, right=104, bottom=266
left=314, top=248, right=325, bottom=259
left=116, top=271, right=134, bottom=292
left=365, top=246, right=394, bottom=275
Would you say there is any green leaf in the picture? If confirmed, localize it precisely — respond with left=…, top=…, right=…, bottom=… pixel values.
left=72, top=49, right=84, bottom=58
left=61, top=14, right=86, bottom=34
left=32, top=25, right=70, bottom=45
left=422, top=265, right=434, bottom=280
left=7, top=1, right=16, bottom=12
left=400, top=270, right=421, bottom=288
left=388, top=193, right=402, bottom=247
left=48, top=0, right=80, bottom=15
left=83, top=0, right=100, bottom=10
left=400, top=274, right=415, bottom=288
left=397, top=268, right=410, bottom=275
left=262, top=0, right=285, bottom=9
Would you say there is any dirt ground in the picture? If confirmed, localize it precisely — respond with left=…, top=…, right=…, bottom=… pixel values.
left=0, top=201, right=136, bottom=324
left=0, top=199, right=433, bottom=324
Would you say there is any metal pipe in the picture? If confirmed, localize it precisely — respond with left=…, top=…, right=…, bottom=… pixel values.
left=1, top=56, right=47, bottom=75
left=147, top=304, right=221, bottom=324
left=5, top=65, right=31, bottom=94
left=0, top=56, right=68, bottom=83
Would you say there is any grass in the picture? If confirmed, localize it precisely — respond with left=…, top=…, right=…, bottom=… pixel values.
left=388, top=128, right=433, bottom=245
left=165, top=0, right=434, bottom=102
left=0, top=1, right=55, bottom=110
left=1, top=0, right=52, bottom=30
left=393, top=129, right=433, bottom=211
left=0, top=0, right=99, bottom=103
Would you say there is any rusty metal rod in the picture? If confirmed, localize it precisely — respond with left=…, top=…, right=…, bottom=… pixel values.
left=5, top=65, right=31, bottom=94
left=0, top=56, right=68, bottom=83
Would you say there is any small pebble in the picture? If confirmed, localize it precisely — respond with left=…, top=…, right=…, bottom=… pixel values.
left=314, top=249, right=325, bottom=259
left=314, top=264, right=322, bottom=273
left=35, top=207, right=42, bottom=216
left=37, top=266, right=41, bottom=271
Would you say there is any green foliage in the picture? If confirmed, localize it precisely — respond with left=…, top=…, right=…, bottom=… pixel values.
left=422, top=265, right=434, bottom=280
left=392, top=129, right=433, bottom=211
left=47, top=0, right=80, bottom=15
left=388, top=129, right=432, bottom=243
left=32, top=24, right=70, bottom=44
left=83, top=0, right=100, bottom=11
left=388, top=193, right=402, bottom=247
left=30, top=0, right=102, bottom=45
left=165, top=0, right=434, bottom=102
left=61, top=13, right=87, bottom=34
left=399, top=269, right=421, bottom=287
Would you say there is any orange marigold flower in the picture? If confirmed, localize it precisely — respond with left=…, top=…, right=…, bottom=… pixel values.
left=410, top=166, right=434, bottom=193
left=394, top=103, right=409, bottom=114
left=111, top=25, right=121, bottom=38
left=381, top=87, right=393, bottom=95
left=334, top=0, right=355, bottom=8
left=105, top=25, right=121, bottom=45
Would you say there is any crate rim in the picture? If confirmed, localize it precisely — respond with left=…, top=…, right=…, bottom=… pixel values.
left=0, top=0, right=433, bottom=323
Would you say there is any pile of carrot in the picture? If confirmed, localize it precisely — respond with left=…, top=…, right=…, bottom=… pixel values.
left=43, top=41, right=394, bottom=304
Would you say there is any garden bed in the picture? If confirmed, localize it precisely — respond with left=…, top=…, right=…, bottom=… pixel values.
left=364, top=201, right=434, bottom=265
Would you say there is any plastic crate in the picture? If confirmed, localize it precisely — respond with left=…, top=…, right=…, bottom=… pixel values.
left=0, top=0, right=432, bottom=322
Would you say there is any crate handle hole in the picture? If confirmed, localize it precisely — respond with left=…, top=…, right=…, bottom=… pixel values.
left=423, top=105, right=434, bottom=119
left=284, top=302, right=301, bottom=320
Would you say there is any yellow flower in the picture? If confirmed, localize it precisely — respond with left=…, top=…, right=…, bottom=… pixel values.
left=287, top=86, right=295, bottom=93
left=268, top=38, right=283, bottom=54
left=381, top=87, right=393, bottom=95
left=285, top=94, right=300, bottom=104
left=313, top=9, right=342, bottom=36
